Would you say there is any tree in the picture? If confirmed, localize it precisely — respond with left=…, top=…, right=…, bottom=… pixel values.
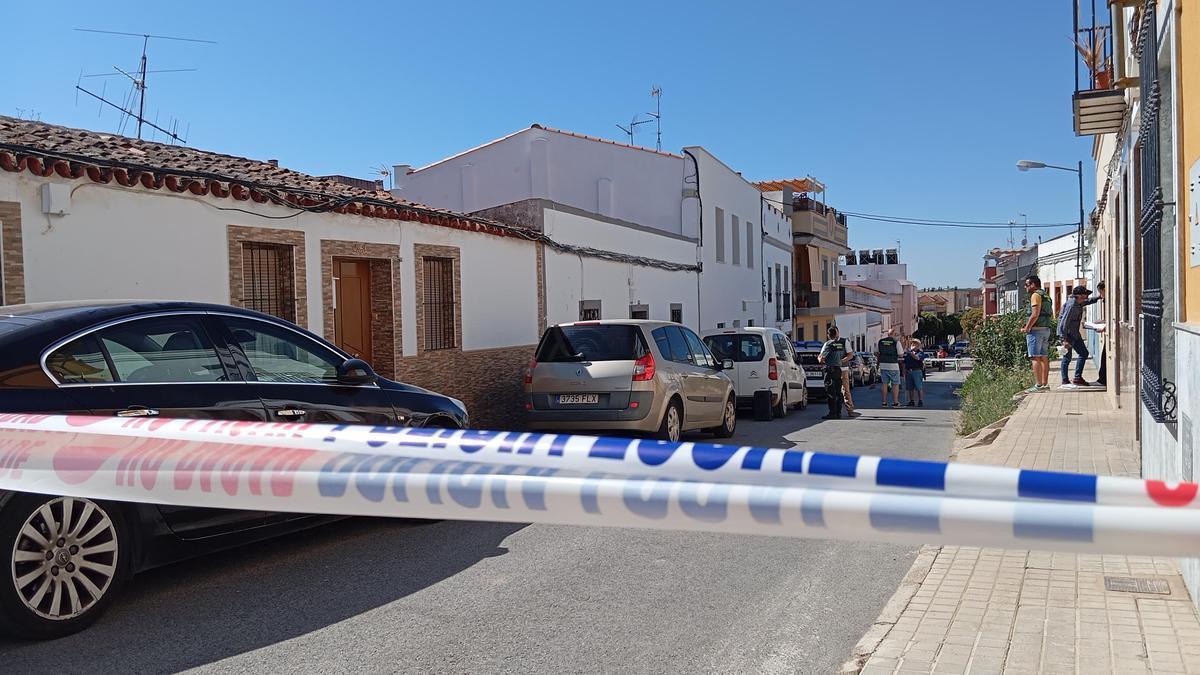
left=942, top=313, right=964, bottom=341
left=960, top=307, right=984, bottom=338
left=914, top=312, right=941, bottom=344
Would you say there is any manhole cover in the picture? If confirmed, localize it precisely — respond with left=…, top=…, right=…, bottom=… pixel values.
left=1104, top=576, right=1171, bottom=594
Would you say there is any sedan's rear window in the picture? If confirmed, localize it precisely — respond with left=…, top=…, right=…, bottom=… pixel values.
left=536, top=325, right=645, bottom=362
left=45, top=335, right=114, bottom=384
left=703, top=334, right=766, bottom=362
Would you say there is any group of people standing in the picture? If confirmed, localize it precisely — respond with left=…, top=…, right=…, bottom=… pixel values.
left=1020, top=274, right=1105, bottom=392
left=817, top=325, right=929, bottom=420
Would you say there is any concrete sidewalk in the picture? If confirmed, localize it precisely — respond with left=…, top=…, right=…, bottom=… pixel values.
left=844, top=378, right=1200, bottom=674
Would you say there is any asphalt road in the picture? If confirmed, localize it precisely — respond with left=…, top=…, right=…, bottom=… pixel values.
left=1, top=371, right=967, bottom=675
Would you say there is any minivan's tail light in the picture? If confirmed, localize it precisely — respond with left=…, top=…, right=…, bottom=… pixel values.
left=768, top=357, right=779, bottom=380
left=633, top=352, right=656, bottom=381
left=524, top=357, right=536, bottom=385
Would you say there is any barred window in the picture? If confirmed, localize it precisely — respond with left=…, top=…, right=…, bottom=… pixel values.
left=670, top=303, right=683, bottom=324
left=242, top=242, right=296, bottom=322
left=422, top=257, right=457, bottom=351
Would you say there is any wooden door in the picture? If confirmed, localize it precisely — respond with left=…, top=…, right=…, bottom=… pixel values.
left=333, top=259, right=372, bottom=362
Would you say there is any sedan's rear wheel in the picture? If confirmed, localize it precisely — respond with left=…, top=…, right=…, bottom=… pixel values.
left=0, top=494, right=130, bottom=640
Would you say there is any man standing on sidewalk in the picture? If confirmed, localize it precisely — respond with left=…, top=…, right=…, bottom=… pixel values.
left=1057, top=285, right=1101, bottom=387
left=875, top=327, right=903, bottom=407
left=1019, top=274, right=1054, bottom=392
left=903, top=339, right=926, bottom=407
left=819, top=325, right=854, bottom=419
left=1094, top=281, right=1108, bottom=387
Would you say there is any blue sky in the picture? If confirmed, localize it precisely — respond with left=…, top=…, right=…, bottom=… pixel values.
left=3, top=1, right=1092, bottom=287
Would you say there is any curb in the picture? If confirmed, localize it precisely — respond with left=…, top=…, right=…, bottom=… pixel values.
left=837, top=544, right=941, bottom=674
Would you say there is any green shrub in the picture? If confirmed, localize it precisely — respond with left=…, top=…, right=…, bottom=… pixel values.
left=970, top=311, right=1030, bottom=370
left=957, top=366, right=1032, bottom=435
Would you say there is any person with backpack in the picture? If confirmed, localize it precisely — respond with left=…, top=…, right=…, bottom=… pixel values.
left=875, top=327, right=903, bottom=408
left=1019, top=274, right=1054, bottom=392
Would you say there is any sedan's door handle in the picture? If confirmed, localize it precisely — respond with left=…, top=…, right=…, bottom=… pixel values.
left=116, top=406, right=159, bottom=417
left=275, top=408, right=307, bottom=419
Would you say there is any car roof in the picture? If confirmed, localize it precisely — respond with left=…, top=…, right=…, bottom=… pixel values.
left=698, top=327, right=780, bottom=337
left=554, top=319, right=680, bottom=329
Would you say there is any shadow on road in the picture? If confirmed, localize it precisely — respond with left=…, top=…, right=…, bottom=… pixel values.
left=0, top=518, right=526, bottom=672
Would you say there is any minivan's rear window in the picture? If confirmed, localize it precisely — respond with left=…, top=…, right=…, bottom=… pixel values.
left=703, top=334, right=766, bottom=362
left=536, top=325, right=645, bottom=362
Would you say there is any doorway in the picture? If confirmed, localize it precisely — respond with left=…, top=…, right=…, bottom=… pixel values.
left=333, top=258, right=372, bottom=362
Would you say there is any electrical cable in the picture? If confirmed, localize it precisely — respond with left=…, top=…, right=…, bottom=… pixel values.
left=756, top=194, right=1078, bottom=229
left=0, top=141, right=700, bottom=272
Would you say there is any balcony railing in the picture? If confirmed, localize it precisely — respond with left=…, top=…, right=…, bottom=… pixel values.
left=1071, top=1, right=1126, bottom=135
left=795, top=291, right=822, bottom=309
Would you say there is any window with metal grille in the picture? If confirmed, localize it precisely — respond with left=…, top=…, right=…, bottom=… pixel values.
left=783, top=267, right=792, bottom=320
left=670, top=304, right=683, bottom=324
left=241, top=242, right=296, bottom=322
left=1136, top=0, right=1173, bottom=422
left=422, top=257, right=457, bottom=351
left=580, top=300, right=601, bottom=321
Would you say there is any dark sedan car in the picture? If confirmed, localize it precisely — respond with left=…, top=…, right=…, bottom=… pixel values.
left=0, top=300, right=469, bottom=639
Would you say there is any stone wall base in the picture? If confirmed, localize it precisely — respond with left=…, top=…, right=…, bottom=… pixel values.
left=395, top=344, right=535, bottom=430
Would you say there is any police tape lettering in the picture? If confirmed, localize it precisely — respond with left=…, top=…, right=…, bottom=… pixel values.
left=0, top=415, right=1196, bottom=556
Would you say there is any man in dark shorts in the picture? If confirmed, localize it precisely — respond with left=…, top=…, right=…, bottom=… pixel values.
left=819, top=325, right=854, bottom=419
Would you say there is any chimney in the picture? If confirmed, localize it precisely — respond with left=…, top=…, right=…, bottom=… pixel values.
left=374, top=179, right=384, bottom=191
left=392, top=164, right=413, bottom=192
left=267, top=159, right=279, bottom=167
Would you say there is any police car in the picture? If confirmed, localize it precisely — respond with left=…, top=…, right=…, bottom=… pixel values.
left=793, top=341, right=828, bottom=400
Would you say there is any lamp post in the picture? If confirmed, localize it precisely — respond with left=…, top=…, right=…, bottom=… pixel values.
left=1016, top=159, right=1085, bottom=279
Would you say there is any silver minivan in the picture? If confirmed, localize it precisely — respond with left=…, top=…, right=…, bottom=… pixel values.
left=525, top=320, right=737, bottom=442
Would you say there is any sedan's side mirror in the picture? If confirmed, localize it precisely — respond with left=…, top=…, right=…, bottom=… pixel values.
left=337, top=358, right=377, bottom=385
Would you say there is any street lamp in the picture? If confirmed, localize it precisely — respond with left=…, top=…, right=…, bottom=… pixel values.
left=1015, top=159, right=1085, bottom=278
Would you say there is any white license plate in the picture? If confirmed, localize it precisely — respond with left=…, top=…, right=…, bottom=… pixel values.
left=558, top=394, right=600, bottom=405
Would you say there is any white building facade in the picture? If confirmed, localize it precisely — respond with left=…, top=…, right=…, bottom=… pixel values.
left=397, top=126, right=791, bottom=334
left=0, top=116, right=542, bottom=429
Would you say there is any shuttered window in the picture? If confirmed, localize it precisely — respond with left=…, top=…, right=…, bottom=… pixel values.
left=422, top=257, right=457, bottom=351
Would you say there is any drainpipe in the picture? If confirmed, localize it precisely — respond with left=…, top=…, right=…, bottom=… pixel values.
left=760, top=192, right=768, bottom=328
left=683, top=149, right=703, bottom=330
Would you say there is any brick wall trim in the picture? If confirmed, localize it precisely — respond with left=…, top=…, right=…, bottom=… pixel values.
left=227, top=225, right=307, bottom=328
left=0, top=201, right=24, bottom=305
left=413, top=243, right=463, bottom=355
left=319, top=239, right=402, bottom=379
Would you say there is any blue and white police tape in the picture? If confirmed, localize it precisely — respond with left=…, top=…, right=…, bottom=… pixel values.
left=0, top=414, right=1196, bottom=556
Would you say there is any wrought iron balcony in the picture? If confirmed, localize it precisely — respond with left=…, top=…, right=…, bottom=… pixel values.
left=1071, top=2, right=1126, bottom=136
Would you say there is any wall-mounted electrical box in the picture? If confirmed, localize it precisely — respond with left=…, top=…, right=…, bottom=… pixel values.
left=41, top=183, right=71, bottom=216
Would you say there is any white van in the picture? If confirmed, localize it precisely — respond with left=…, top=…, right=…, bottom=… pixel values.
left=701, top=327, right=807, bottom=419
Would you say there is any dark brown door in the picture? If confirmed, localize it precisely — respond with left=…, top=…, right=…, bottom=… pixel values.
left=333, top=259, right=372, bottom=362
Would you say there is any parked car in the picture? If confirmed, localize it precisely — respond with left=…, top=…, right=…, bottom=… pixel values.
left=952, top=340, right=970, bottom=356
left=855, top=352, right=879, bottom=386
left=0, top=300, right=469, bottom=639
left=525, top=320, right=736, bottom=443
left=701, top=327, right=806, bottom=419
left=793, top=341, right=828, bottom=400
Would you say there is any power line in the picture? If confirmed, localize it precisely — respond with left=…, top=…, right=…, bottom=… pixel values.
left=757, top=195, right=1077, bottom=230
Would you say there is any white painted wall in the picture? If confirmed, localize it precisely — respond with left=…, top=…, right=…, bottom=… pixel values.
left=0, top=171, right=540, bottom=354
left=542, top=207, right=699, bottom=328
left=762, top=199, right=794, bottom=335
left=397, top=127, right=693, bottom=238
left=684, top=146, right=786, bottom=330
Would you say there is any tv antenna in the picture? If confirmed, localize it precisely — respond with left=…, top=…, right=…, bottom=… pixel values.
left=1019, top=212, right=1029, bottom=247
left=616, top=86, right=663, bottom=150
left=73, top=28, right=215, bottom=143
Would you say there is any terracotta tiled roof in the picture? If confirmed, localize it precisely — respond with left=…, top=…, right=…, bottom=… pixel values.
left=0, top=115, right=516, bottom=238
left=753, top=178, right=826, bottom=194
